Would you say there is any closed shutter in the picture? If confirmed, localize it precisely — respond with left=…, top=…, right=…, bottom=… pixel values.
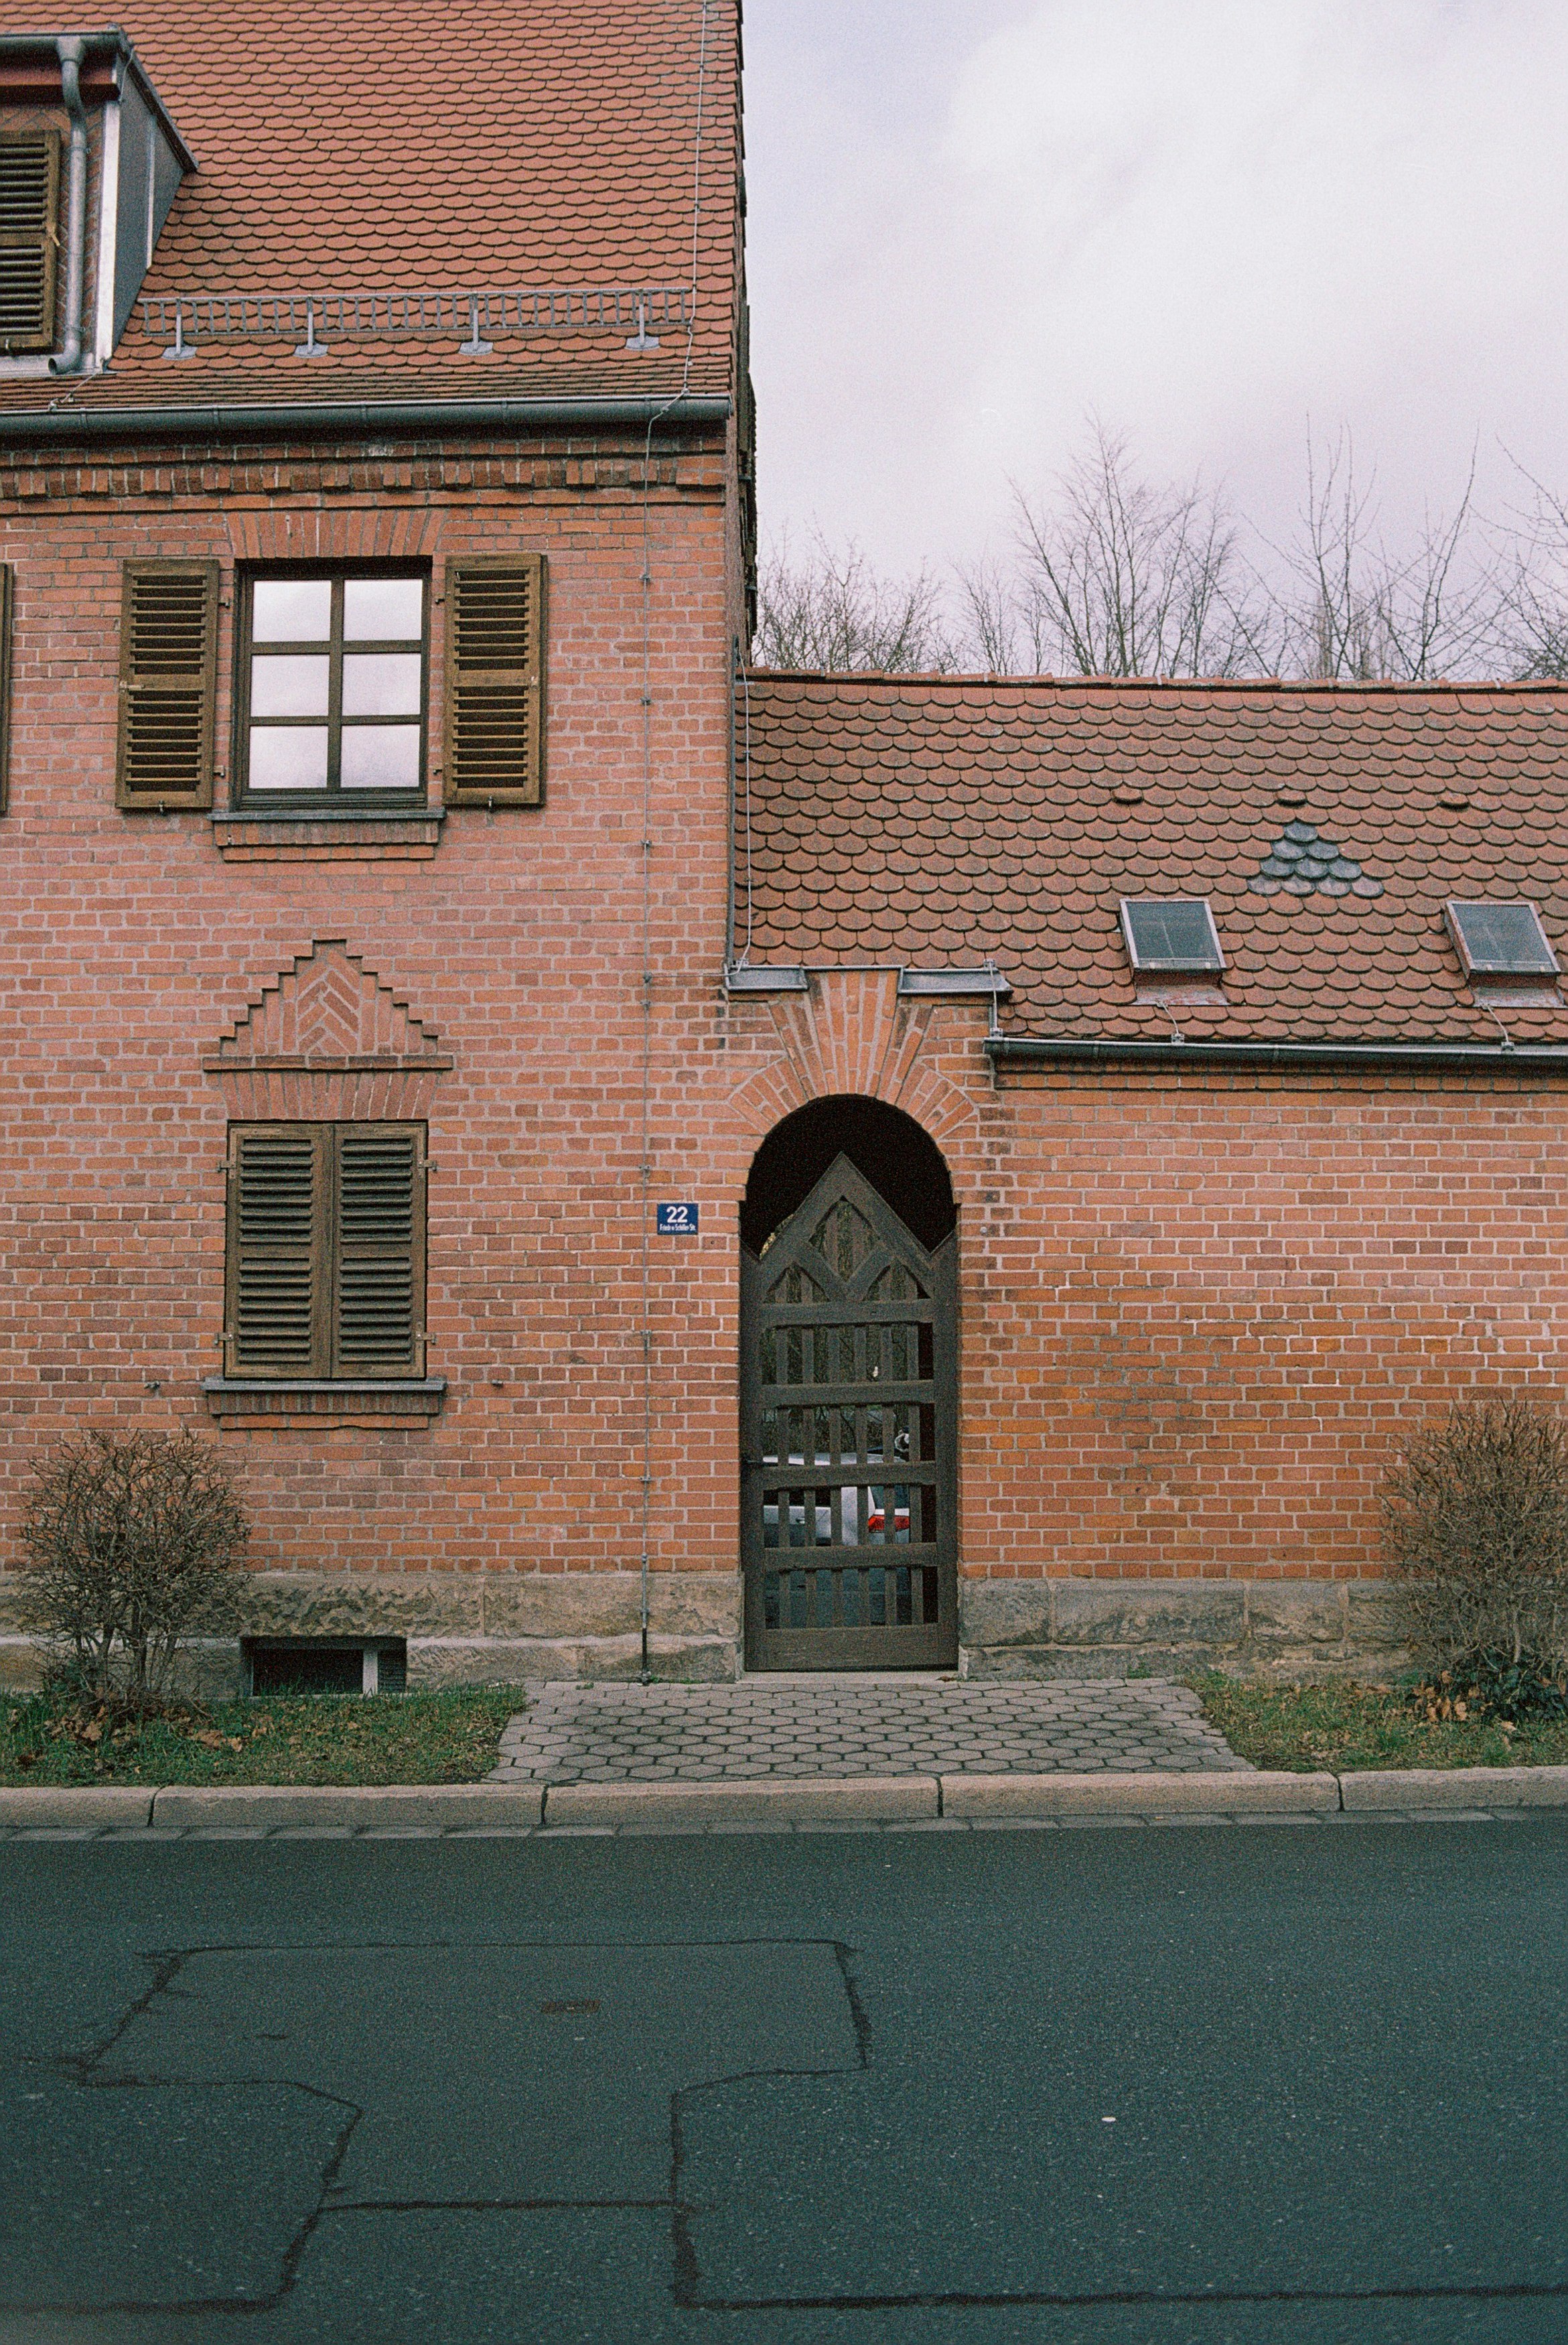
left=224, top=1123, right=425, bottom=1379
left=0, top=133, right=60, bottom=354
left=443, top=556, right=546, bottom=805
left=116, top=561, right=219, bottom=809
left=0, top=563, right=13, bottom=815
left=333, top=1126, right=425, bottom=1374
left=226, top=1126, right=328, bottom=1376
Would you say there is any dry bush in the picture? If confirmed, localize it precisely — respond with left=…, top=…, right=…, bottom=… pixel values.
left=1381, top=1394, right=1568, bottom=1672
left=17, top=1429, right=248, bottom=1708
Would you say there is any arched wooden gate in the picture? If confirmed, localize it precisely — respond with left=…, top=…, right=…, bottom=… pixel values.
left=741, top=1153, right=958, bottom=1670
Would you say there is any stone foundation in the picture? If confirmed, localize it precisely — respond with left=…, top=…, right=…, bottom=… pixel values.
left=0, top=1570, right=743, bottom=1696
left=958, top=1579, right=1409, bottom=1681
left=0, top=1570, right=1408, bottom=1693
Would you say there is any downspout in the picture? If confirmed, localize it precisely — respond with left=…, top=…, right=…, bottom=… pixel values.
left=50, top=35, right=88, bottom=375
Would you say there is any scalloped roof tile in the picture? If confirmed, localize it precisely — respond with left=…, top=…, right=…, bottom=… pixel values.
left=0, top=0, right=737, bottom=411
left=737, top=671, right=1568, bottom=1045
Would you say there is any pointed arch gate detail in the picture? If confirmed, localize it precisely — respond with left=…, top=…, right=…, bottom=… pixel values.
left=741, top=1153, right=958, bottom=1670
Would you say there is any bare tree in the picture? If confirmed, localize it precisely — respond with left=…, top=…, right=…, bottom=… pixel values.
left=1496, top=460, right=1568, bottom=679
left=752, top=529, right=956, bottom=672
left=957, top=422, right=1275, bottom=679
left=1273, top=433, right=1504, bottom=681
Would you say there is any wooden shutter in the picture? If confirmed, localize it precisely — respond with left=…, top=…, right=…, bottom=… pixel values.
left=443, top=556, right=546, bottom=805
left=0, top=133, right=60, bottom=355
left=0, top=563, right=13, bottom=815
left=224, top=1123, right=426, bottom=1379
left=225, top=1126, right=328, bottom=1376
left=332, top=1126, right=425, bottom=1375
left=116, top=561, right=219, bottom=809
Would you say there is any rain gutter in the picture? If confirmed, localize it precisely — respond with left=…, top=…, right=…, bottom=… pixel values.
left=0, top=395, right=732, bottom=446
left=986, top=1035, right=1568, bottom=1072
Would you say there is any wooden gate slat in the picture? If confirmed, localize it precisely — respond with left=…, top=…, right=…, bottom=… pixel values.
left=742, top=1151, right=958, bottom=1672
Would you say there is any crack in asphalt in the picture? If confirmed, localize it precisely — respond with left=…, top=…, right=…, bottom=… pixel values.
left=25, top=1928, right=1549, bottom=2324
left=6, top=1932, right=869, bottom=2324
left=682, top=2281, right=1568, bottom=2311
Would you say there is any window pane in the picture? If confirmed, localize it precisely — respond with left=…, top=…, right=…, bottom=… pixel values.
left=251, top=654, right=331, bottom=716
left=340, top=726, right=421, bottom=789
left=248, top=726, right=329, bottom=790
left=342, top=652, right=423, bottom=717
left=252, top=580, right=332, bottom=642
left=344, top=578, right=423, bottom=641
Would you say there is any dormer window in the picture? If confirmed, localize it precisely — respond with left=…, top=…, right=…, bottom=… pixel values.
left=0, top=132, right=60, bottom=352
left=1119, top=898, right=1226, bottom=976
left=0, top=33, right=190, bottom=375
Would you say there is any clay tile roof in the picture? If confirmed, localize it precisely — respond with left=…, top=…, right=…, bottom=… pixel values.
left=0, top=0, right=736, bottom=411
left=737, top=672, right=1568, bottom=1045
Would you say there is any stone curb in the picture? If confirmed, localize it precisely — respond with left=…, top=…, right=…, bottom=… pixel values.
left=1338, top=1764, right=1568, bottom=1811
left=543, top=1776, right=940, bottom=1825
left=150, top=1784, right=545, bottom=1830
left=0, top=1786, right=156, bottom=1828
left=940, top=1771, right=1339, bottom=1816
left=3, top=1767, right=1568, bottom=1832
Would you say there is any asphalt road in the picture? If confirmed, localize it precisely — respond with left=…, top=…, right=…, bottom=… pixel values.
left=2, top=1814, right=1567, bottom=2345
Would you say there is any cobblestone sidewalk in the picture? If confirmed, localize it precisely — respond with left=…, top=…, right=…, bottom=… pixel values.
left=491, top=1676, right=1251, bottom=1784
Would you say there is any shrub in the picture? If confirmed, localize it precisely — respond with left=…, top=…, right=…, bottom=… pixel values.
left=17, top=1430, right=248, bottom=1707
left=1381, top=1394, right=1568, bottom=1677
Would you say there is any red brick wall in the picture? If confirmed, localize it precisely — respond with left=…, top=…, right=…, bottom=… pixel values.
left=0, top=431, right=745, bottom=1594
left=5, top=442, right=1563, bottom=1637
left=949, top=1067, right=1568, bottom=1581
left=715, top=979, right=1568, bottom=1589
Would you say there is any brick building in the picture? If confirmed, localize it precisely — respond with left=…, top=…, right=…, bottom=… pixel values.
left=1, top=3, right=1567, bottom=1691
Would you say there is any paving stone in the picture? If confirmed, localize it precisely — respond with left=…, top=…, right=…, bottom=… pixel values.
left=492, top=1676, right=1249, bottom=1786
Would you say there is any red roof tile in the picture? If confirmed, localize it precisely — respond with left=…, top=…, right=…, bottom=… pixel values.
left=0, top=0, right=737, bottom=410
left=737, top=672, right=1568, bottom=1045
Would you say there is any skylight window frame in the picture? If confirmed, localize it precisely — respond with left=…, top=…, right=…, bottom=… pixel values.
left=1443, top=900, right=1561, bottom=982
left=1119, top=897, right=1227, bottom=979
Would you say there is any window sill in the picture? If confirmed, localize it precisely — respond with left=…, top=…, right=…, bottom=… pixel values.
left=212, top=811, right=443, bottom=863
left=202, top=1377, right=446, bottom=1425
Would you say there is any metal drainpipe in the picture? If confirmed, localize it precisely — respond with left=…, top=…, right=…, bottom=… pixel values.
left=49, top=35, right=88, bottom=375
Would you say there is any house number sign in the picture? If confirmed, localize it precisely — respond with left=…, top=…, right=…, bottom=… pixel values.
left=656, top=1202, right=699, bottom=1235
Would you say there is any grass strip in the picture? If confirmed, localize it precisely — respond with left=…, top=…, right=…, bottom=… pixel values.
left=1191, top=1673, right=1568, bottom=1771
left=0, top=1685, right=524, bottom=1788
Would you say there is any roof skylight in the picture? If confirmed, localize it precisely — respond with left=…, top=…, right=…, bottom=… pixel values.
left=1119, top=898, right=1225, bottom=976
left=1444, top=901, right=1560, bottom=980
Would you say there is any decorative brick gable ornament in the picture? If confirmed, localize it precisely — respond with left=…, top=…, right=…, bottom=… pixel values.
left=202, top=939, right=453, bottom=1120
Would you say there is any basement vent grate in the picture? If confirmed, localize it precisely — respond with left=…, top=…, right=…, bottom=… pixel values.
left=244, top=1637, right=408, bottom=1696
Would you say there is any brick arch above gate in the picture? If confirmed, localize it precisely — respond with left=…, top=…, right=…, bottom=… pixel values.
left=725, top=967, right=985, bottom=1171
left=202, top=938, right=453, bottom=1120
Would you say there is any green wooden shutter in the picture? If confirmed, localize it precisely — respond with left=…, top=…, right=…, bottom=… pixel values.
left=443, top=556, right=545, bottom=805
left=0, top=563, right=14, bottom=816
left=0, top=133, right=60, bottom=354
left=116, top=561, right=219, bottom=809
left=226, top=1126, right=328, bottom=1376
left=331, top=1126, right=425, bottom=1374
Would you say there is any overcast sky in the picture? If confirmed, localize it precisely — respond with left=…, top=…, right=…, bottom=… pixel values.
left=741, top=0, right=1568, bottom=583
